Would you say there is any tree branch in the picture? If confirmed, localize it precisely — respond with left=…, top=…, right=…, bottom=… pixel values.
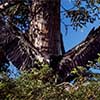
left=0, top=0, right=22, bottom=12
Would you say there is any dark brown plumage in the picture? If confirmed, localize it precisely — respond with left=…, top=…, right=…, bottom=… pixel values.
left=58, top=27, right=100, bottom=80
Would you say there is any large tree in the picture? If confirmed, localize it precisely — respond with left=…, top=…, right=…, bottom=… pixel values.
left=0, top=0, right=63, bottom=69
left=0, top=0, right=100, bottom=81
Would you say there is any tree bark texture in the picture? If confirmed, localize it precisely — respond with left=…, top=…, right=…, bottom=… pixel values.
left=29, top=0, right=62, bottom=61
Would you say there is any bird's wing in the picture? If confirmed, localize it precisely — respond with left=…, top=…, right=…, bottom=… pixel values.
left=0, top=16, right=42, bottom=70
left=59, top=27, right=100, bottom=74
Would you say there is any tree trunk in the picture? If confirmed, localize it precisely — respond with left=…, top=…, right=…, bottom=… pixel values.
left=29, top=0, right=62, bottom=62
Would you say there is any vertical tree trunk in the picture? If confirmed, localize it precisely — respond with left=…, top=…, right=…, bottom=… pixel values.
left=29, top=0, right=62, bottom=62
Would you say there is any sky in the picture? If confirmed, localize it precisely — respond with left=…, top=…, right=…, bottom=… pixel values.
left=61, top=0, right=100, bottom=51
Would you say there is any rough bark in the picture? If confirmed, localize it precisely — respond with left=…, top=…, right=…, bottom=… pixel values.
left=29, top=0, right=62, bottom=61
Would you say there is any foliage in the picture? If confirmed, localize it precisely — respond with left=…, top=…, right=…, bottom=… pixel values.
left=61, top=0, right=100, bottom=30
left=0, top=61, right=100, bottom=100
left=0, top=0, right=30, bottom=33
left=0, top=64, right=67, bottom=100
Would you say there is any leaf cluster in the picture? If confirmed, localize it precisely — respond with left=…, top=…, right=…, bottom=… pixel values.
left=62, top=0, right=100, bottom=30
left=0, top=61, right=100, bottom=100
